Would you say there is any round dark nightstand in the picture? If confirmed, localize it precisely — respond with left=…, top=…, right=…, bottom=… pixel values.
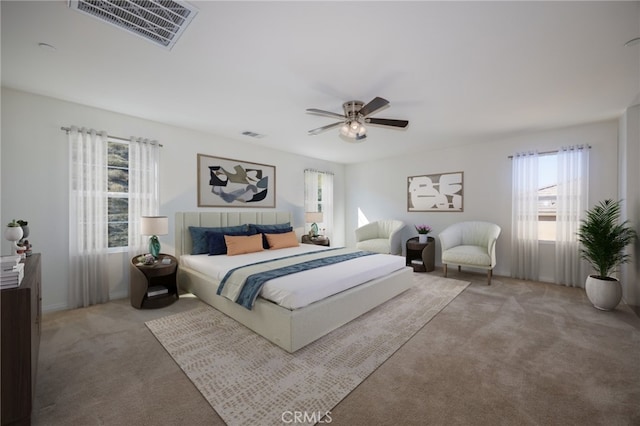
left=129, top=253, right=179, bottom=309
left=301, top=235, right=330, bottom=247
left=406, top=237, right=435, bottom=272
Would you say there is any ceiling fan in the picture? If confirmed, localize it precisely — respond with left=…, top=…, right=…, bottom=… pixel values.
left=306, top=97, right=409, bottom=142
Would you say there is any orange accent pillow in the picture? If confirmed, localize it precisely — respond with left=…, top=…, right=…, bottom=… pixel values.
left=265, top=231, right=299, bottom=249
left=224, top=234, right=264, bottom=256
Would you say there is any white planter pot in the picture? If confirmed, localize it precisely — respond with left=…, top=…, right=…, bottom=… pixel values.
left=4, top=226, right=23, bottom=242
left=418, top=234, right=428, bottom=244
left=585, top=275, right=622, bottom=311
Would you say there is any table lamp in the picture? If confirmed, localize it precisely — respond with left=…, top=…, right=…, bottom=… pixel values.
left=140, top=216, right=168, bottom=258
left=305, top=212, right=323, bottom=237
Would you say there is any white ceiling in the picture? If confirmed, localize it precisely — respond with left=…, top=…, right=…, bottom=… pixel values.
left=2, top=1, right=639, bottom=164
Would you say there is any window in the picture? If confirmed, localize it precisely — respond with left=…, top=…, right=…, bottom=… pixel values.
left=107, top=140, right=129, bottom=248
left=304, top=170, right=334, bottom=238
left=68, top=126, right=160, bottom=308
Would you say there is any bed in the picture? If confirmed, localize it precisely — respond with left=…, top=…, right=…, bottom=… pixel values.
left=175, top=211, right=414, bottom=352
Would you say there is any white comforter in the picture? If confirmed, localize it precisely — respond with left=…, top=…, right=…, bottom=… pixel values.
left=180, top=245, right=406, bottom=310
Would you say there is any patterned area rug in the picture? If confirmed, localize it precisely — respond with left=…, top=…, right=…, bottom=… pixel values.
left=146, top=274, right=469, bottom=426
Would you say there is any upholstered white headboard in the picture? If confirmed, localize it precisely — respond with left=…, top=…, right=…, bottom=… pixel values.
left=175, top=211, right=294, bottom=258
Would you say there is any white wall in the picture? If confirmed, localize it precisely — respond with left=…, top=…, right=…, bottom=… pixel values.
left=345, top=120, right=619, bottom=281
left=1, top=88, right=345, bottom=312
left=0, top=86, right=625, bottom=311
left=620, top=104, right=640, bottom=313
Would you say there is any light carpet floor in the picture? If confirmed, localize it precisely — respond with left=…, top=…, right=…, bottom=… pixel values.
left=145, top=274, right=469, bottom=426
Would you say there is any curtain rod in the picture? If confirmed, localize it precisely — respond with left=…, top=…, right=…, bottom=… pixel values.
left=507, top=145, right=590, bottom=159
left=304, top=168, right=334, bottom=175
left=60, top=127, right=163, bottom=147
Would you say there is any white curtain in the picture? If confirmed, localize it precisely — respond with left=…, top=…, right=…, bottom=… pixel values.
left=68, top=127, right=110, bottom=308
left=511, top=152, right=540, bottom=280
left=555, top=145, right=589, bottom=287
left=128, top=136, right=161, bottom=255
left=304, top=169, right=334, bottom=239
left=320, top=172, right=334, bottom=240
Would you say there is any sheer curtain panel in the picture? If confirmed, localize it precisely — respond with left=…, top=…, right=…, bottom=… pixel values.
left=304, top=169, right=334, bottom=240
left=68, top=126, right=110, bottom=308
left=511, top=152, right=540, bottom=280
left=128, top=136, right=161, bottom=254
left=555, top=145, right=589, bottom=287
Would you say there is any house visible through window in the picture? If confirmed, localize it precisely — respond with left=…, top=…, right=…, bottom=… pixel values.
left=538, top=153, right=557, bottom=241
left=107, top=140, right=129, bottom=248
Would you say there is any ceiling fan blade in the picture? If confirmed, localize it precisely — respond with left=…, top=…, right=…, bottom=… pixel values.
left=359, top=97, right=390, bottom=117
left=308, top=121, right=344, bottom=135
left=306, top=108, right=345, bottom=120
left=365, top=118, right=409, bottom=128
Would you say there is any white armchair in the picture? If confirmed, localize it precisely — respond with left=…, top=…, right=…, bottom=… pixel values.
left=355, top=220, right=405, bottom=255
left=439, top=221, right=501, bottom=285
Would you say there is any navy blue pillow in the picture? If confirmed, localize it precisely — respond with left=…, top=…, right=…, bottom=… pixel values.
left=189, top=225, right=248, bottom=254
left=248, top=222, right=291, bottom=235
left=207, top=231, right=249, bottom=255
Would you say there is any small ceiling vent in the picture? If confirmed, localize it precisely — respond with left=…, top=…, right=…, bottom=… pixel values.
left=68, top=0, right=198, bottom=50
left=241, top=131, right=266, bottom=139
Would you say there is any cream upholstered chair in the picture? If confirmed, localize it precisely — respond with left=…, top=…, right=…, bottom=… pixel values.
left=355, top=220, right=405, bottom=255
left=439, top=221, right=501, bottom=285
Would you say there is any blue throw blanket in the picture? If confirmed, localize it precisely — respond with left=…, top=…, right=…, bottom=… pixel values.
left=217, top=248, right=376, bottom=310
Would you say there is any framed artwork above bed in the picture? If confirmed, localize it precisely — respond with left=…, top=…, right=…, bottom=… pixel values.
left=197, top=154, right=276, bottom=208
left=407, top=171, right=464, bottom=212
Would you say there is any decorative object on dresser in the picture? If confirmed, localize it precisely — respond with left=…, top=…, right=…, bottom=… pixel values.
left=130, top=253, right=178, bottom=309
left=19, top=222, right=32, bottom=258
left=301, top=234, right=330, bottom=247
left=4, top=219, right=23, bottom=256
left=1, top=253, right=41, bottom=426
left=408, top=171, right=464, bottom=212
left=1, top=255, right=24, bottom=289
left=140, top=216, right=169, bottom=259
left=197, top=154, right=276, bottom=208
left=406, top=236, right=435, bottom=272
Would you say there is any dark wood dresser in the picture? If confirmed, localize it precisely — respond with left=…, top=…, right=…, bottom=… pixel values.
left=1, top=253, right=42, bottom=426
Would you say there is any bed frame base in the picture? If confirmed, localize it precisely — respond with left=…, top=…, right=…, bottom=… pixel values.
left=175, top=212, right=414, bottom=353
left=178, top=265, right=413, bottom=352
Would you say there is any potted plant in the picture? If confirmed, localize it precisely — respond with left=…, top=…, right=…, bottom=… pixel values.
left=415, top=224, right=431, bottom=244
left=577, top=199, right=637, bottom=310
left=4, top=219, right=23, bottom=243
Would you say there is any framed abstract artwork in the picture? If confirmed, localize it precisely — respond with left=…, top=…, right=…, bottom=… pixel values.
left=407, top=171, right=464, bottom=212
left=197, top=154, right=276, bottom=208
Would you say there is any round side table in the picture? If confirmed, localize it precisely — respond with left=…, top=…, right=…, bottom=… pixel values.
left=406, top=236, right=435, bottom=272
left=129, top=253, right=179, bottom=309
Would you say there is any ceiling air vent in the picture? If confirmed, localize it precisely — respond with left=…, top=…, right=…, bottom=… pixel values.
left=68, top=0, right=198, bottom=50
left=241, top=131, right=265, bottom=139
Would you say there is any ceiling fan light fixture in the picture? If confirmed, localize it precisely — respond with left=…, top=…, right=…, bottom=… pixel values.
left=340, top=120, right=366, bottom=139
left=306, top=96, right=407, bottom=142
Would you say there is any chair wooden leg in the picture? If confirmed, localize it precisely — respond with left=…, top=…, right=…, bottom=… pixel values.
left=443, top=263, right=447, bottom=277
left=458, top=265, right=461, bottom=272
left=487, top=269, right=492, bottom=285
